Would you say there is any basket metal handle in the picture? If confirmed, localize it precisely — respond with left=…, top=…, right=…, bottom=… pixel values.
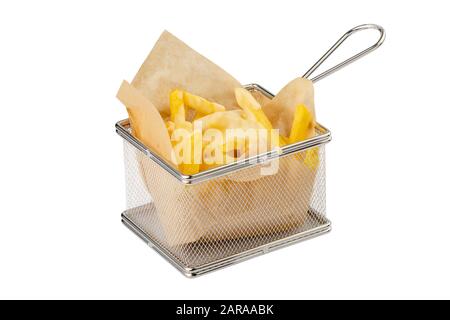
left=303, top=24, right=385, bottom=83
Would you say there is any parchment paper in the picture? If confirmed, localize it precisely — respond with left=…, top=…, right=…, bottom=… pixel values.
left=117, top=80, right=174, bottom=165
left=131, top=31, right=242, bottom=117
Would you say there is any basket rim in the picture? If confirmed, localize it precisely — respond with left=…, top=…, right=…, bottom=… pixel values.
left=115, top=83, right=332, bottom=185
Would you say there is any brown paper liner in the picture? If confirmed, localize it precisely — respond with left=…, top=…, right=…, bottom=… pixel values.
left=137, top=149, right=317, bottom=246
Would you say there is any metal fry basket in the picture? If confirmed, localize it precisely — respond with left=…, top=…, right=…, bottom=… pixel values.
left=116, top=24, right=385, bottom=277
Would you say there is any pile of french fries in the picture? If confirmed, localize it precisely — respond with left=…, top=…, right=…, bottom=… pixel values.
left=164, top=88, right=317, bottom=175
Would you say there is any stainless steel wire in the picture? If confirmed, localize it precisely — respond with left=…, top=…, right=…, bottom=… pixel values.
left=303, top=24, right=385, bottom=83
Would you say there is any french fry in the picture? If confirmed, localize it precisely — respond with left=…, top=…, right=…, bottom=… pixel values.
left=193, top=112, right=207, bottom=121
left=179, top=163, right=200, bottom=175
left=171, top=128, right=201, bottom=175
left=179, top=135, right=201, bottom=174
left=194, top=110, right=248, bottom=131
left=169, top=90, right=202, bottom=174
left=235, top=88, right=288, bottom=150
left=288, top=104, right=314, bottom=144
left=288, top=104, right=319, bottom=169
left=304, top=147, right=319, bottom=170
left=165, top=120, right=175, bottom=136
left=262, top=78, right=315, bottom=138
left=234, top=88, right=273, bottom=130
left=184, top=91, right=226, bottom=114
left=203, top=132, right=247, bottom=167
left=177, top=121, right=193, bottom=131
left=169, top=89, right=186, bottom=127
left=279, top=135, right=288, bottom=146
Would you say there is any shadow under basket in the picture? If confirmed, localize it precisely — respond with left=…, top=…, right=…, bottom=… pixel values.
left=116, top=84, right=332, bottom=277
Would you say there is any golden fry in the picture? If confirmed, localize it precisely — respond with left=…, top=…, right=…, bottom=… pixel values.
left=234, top=88, right=273, bottom=130
left=304, top=148, right=319, bottom=170
left=288, top=104, right=314, bottom=144
left=169, top=90, right=186, bottom=127
left=184, top=91, right=226, bottom=114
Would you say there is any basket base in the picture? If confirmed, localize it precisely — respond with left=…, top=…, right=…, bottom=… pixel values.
left=121, top=204, right=331, bottom=277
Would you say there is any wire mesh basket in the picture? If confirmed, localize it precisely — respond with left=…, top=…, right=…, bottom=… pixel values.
left=117, top=84, right=331, bottom=276
left=116, top=24, right=385, bottom=277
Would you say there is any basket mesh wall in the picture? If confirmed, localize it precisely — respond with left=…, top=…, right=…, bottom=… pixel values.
left=123, top=140, right=327, bottom=269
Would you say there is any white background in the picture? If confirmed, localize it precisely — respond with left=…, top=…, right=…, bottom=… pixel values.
left=1, top=0, right=449, bottom=299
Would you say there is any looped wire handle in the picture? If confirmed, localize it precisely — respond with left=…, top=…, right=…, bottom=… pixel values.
left=303, top=24, right=385, bottom=83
